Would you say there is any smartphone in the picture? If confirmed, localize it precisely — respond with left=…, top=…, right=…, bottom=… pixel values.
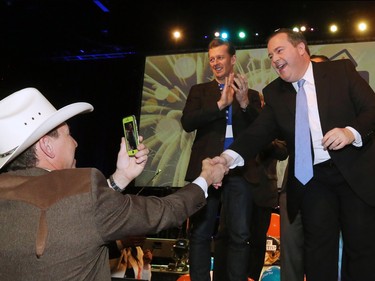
left=122, top=115, right=139, bottom=156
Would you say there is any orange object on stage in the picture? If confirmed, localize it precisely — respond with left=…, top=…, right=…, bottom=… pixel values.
left=266, top=213, right=280, bottom=238
left=177, top=274, right=190, bottom=281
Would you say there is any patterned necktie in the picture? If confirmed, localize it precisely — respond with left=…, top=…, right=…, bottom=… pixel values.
left=219, top=83, right=234, bottom=149
left=224, top=105, right=233, bottom=149
left=294, top=79, right=313, bottom=185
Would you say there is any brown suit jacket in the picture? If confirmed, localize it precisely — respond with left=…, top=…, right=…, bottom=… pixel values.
left=0, top=167, right=205, bottom=281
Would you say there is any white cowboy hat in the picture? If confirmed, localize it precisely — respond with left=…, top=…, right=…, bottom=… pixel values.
left=0, top=87, right=94, bottom=169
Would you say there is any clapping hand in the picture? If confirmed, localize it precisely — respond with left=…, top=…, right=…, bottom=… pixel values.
left=231, top=73, right=250, bottom=109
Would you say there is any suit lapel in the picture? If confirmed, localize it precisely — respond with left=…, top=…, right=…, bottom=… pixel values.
left=277, top=66, right=330, bottom=126
left=279, top=79, right=296, bottom=115
left=208, top=80, right=221, bottom=99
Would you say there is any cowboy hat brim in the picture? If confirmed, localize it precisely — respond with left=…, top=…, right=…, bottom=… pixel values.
left=0, top=102, right=93, bottom=169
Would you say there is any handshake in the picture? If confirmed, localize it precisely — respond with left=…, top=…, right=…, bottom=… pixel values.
left=199, top=155, right=231, bottom=188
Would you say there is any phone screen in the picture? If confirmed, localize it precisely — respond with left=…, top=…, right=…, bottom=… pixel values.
left=123, top=115, right=139, bottom=156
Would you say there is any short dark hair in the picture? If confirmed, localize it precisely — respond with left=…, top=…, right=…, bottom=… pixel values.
left=208, top=38, right=236, bottom=56
left=7, top=127, right=60, bottom=171
left=267, top=28, right=310, bottom=56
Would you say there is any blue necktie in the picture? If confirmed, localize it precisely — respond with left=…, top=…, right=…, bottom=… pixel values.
left=224, top=105, right=233, bottom=149
left=219, top=83, right=234, bottom=149
left=294, top=79, right=313, bottom=185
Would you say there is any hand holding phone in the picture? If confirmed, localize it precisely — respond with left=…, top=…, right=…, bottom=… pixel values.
left=122, top=115, right=139, bottom=156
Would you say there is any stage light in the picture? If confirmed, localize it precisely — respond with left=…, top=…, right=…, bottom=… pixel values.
left=173, top=31, right=181, bottom=39
left=221, top=32, right=229, bottom=39
left=172, top=30, right=182, bottom=46
left=292, top=27, right=300, bottom=32
left=358, top=22, right=367, bottom=32
left=330, top=24, right=338, bottom=33
left=214, top=31, right=220, bottom=38
left=93, top=0, right=109, bottom=12
left=238, top=31, right=246, bottom=39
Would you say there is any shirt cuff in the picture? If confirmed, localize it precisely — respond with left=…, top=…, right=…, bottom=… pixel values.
left=346, top=126, right=362, bottom=147
left=223, top=149, right=245, bottom=168
left=193, top=176, right=208, bottom=198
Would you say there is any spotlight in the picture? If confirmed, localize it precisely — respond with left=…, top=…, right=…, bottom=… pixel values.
left=358, top=22, right=367, bottom=32
left=330, top=24, right=338, bottom=33
left=238, top=31, right=246, bottom=39
left=221, top=32, right=229, bottom=39
left=173, top=31, right=181, bottom=39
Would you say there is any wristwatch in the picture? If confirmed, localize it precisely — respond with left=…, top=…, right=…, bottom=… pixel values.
left=108, top=175, right=123, bottom=192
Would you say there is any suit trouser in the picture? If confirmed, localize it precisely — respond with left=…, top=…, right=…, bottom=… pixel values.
left=301, top=161, right=375, bottom=281
left=214, top=203, right=272, bottom=281
left=213, top=176, right=253, bottom=281
left=279, top=191, right=305, bottom=281
left=188, top=186, right=221, bottom=281
left=248, top=205, right=272, bottom=281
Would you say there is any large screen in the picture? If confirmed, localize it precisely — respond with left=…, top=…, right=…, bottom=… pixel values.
left=135, top=41, right=375, bottom=187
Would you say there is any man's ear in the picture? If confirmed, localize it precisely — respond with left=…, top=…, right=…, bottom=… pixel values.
left=231, top=54, right=237, bottom=66
left=298, top=42, right=307, bottom=55
left=38, top=136, right=55, bottom=158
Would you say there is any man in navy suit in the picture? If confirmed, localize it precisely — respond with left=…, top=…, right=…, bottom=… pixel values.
left=215, top=28, right=375, bottom=281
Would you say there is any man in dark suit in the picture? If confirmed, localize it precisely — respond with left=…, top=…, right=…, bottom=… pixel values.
left=181, top=38, right=262, bottom=281
left=279, top=54, right=331, bottom=281
left=215, top=28, right=375, bottom=281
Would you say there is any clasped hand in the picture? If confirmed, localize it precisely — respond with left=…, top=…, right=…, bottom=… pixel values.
left=201, top=154, right=235, bottom=188
left=201, top=157, right=229, bottom=188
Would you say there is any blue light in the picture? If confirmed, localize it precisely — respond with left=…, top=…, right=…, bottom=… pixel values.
left=221, top=32, right=228, bottom=39
left=93, top=0, right=109, bottom=13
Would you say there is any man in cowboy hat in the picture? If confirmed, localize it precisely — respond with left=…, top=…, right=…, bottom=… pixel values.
left=0, top=87, right=228, bottom=281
